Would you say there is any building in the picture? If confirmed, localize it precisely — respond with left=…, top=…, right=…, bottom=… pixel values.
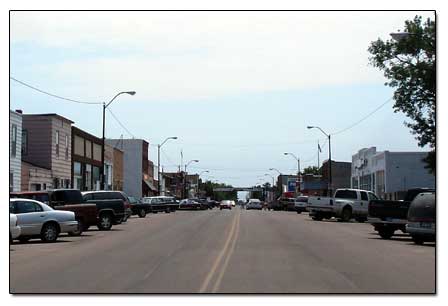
left=10, top=110, right=22, bottom=192
left=21, top=113, right=73, bottom=189
left=276, top=174, right=299, bottom=196
left=106, top=138, right=156, bottom=198
left=351, top=147, right=435, bottom=199
left=299, top=174, right=326, bottom=196
left=112, top=146, right=124, bottom=191
left=162, top=172, right=184, bottom=198
left=71, top=126, right=102, bottom=191
left=320, top=160, right=352, bottom=194
left=21, top=161, right=53, bottom=191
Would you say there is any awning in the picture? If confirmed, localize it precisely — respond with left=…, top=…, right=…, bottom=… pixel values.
left=143, top=179, right=158, bottom=192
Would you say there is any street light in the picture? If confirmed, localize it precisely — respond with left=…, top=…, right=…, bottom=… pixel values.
left=307, top=125, right=332, bottom=195
left=184, top=159, right=199, bottom=198
left=284, top=152, right=301, bottom=196
left=157, top=136, right=178, bottom=195
left=101, top=91, right=136, bottom=190
left=197, top=170, right=209, bottom=196
left=269, top=168, right=282, bottom=175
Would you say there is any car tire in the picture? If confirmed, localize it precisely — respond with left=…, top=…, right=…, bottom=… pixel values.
left=138, top=208, right=147, bottom=218
left=165, top=208, right=171, bottom=213
left=68, top=219, right=84, bottom=236
left=378, top=228, right=394, bottom=239
left=355, top=217, right=367, bottom=223
left=340, top=207, right=352, bottom=222
left=412, top=236, right=425, bottom=245
left=98, top=213, right=113, bottom=231
left=297, top=211, right=302, bottom=214
left=312, top=214, right=323, bottom=221
left=220, top=207, right=223, bottom=210
left=41, top=222, right=59, bottom=242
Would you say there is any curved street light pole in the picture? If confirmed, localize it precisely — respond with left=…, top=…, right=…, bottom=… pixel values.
left=284, top=152, right=301, bottom=196
left=101, top=91, right=136, bottom=190
left=184, top=159, right=199, bottom=198
left=157, top=136, right=178, bottom=195
left=307, top=125, right=332, bottom=196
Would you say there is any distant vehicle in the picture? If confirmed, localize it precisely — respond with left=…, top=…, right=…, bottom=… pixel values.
left=269, top=196, right=295, bottom=211
left=308, top=189, right=379, bottom=222
left=220, top=200, right=232, bottom=210
left=294, top=196, right=309, bottom=214
left=229, top=200, right=236, bottom=207
left=406, top=192, right=435, bottom=245
left=9, top=199, right=78, bottom=243
left=143, top=196, right=179, bottom=212
left=10, top=214, right=21, bottom=243
left=179, top=198, right=202, bottom=210
left=368, top=188, right=435, bottom=239
left=190, top=198, right=209, bottom=210
left=82, top=190, right=132, bottom=222
left=246, top=199, right=262, bottom=210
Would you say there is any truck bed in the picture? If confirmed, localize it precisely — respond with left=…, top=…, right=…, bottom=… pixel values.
left=368, top=200, right=410, bottom=220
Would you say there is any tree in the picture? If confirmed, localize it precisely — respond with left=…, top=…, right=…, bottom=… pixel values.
left=368, top=16, right=435, bottom=173
left=200, top=180, right=237, bottom=201
left=302, top=166, right=321, bottom=175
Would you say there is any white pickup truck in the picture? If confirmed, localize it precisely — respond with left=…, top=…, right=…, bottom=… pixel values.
left=307, top=188, right=380, bottom=222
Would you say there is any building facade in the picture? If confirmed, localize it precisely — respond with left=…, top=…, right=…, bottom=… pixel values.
left=22, top=113, right=73, bottom=189
left=112, top=147, right=124, bottom=191
left=21, top=161, right=53, bottom=191
left=10, top=110, right=22, bottom=192
left=106, top=138, right=153, bottom=198
left=276, top=175, right=299, bottom=195
left=320, top=160, right=352, bottom=194
left=351, top=147, right=435, bottom=199
left=71, top=126, right=102, bottom=191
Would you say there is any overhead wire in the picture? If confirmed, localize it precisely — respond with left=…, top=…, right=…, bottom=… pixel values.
left=10, top=76, right=103, bottom=105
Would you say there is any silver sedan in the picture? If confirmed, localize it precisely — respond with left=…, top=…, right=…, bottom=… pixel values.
left=9, top=199, right=78, bottom=243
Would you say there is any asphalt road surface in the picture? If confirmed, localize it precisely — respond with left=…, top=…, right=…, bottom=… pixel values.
left=10, top=207, right=436, bottom=293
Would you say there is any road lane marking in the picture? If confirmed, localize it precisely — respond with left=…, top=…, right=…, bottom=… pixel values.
left=198, top=210, right=239, bottom=293
left=211, top=211, right=240, bottom=293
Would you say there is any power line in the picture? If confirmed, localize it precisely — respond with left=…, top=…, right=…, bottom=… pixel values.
left=10, top=76, right=102, bottom=105
left=107, top=108, right=136, bottom=139
left=332, top=98, right=393, bottom=136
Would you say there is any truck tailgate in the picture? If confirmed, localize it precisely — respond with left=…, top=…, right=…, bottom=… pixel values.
left=368, top=200, right=410, bottom=219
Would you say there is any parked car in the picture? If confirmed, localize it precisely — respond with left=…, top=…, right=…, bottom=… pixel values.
left=82, top=190, right=132, bottom=222
left=220, top=200, right=232, bottom=210
left=308, top=189, right=379, bottom=222
left=179, top=198, right=202, bottom=210
left=294, top=196, right=309, bottom=214
left=368, top=188, right=435, bottom=239
left=246, top=199, right=262, bottom=210
left=11, top=190, right=98, bottom=235
left=142, top=196, right=173, bottom=213
left=406, top=192, right=435, bottom=245
left=9, top=199, right=78, bottom=243
left=230, top=200, right=236, bottom=207
left=128, top=196, right=151, bottom=218
left=10, top=214, right=21, bottom=243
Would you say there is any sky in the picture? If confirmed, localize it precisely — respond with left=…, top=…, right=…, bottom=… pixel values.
left=9, top=11, right=435, bottom=187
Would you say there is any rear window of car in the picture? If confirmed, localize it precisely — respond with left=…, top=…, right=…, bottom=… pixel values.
left=334, top=190, right=358, bottom=199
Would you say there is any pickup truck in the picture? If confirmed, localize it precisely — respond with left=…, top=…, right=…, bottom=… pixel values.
left=307, top=188, right=380, bottom=222
left=10, top=190, right=96, bottom=235
left=368, top=188, right=435, bottom=239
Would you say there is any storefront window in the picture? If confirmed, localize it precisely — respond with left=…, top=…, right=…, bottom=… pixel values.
left=85, top=164, right=92, bottom=190
left=93, top=166, right=100, bottom=190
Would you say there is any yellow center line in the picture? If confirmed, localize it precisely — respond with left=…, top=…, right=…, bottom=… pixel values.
left=211, top=211, right=240, bottom=293
left=198, top=210, right=239, bottom=293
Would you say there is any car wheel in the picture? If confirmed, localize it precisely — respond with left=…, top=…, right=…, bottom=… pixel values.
left=138, top=208, right=147, bottom=218
left=340, top=207, right=352, bottom=222
left=68, top=219, right=84, bottom=236
left=297, top=211, right=302, bottom=214
left=220, top=207, right=223, bottom=210
left=412, top=236, right=425, bottom=245
left=98, top=213, right=113, bottom=231
left=41, top=223, right=59, bottom=242
left=378, top=228, right=394, bottom=239
left=312, top=214, right=323, bottom=221
left=355, top=217, right=367, bottom=223
left=165, top=208, right=171, bottom=213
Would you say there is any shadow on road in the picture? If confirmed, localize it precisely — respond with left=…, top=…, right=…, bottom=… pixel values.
left=12, top=239, right=72, bottom=245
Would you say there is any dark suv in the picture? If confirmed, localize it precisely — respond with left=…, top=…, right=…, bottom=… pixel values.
left=406, top=192, right=435, bottom=245
left=82, top=191, right=132, bottom=222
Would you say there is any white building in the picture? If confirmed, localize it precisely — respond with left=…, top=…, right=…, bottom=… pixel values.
left=10, top=110, right=22, bottom=192
left=351, top=147, right=435, bottom=199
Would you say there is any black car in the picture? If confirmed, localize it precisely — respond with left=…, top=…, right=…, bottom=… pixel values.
left=406, top=192, right=435, bottom=245
left=128, top=196, right=152, bottom=218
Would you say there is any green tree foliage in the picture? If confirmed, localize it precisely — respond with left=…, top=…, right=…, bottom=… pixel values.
left=302, top=166, right=321, bottom=175
left=368, top=16, right=435, bottom=173
left=200, top=180, right=237, bottom=201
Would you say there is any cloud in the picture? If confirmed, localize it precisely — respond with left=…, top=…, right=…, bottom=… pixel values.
left=10, top=11, right=434, bottom=101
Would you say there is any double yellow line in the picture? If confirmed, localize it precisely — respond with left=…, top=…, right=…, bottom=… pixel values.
left=199, top=209, right=241, bottom=293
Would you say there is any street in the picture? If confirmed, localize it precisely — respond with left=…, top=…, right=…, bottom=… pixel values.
left=9, top=208, right=435, bottom=294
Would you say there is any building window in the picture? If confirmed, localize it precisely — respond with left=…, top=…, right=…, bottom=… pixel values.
left=10, top=172, right=13, bottom=192
left=93, top=143, right=102, bottom=161
left=74, top=135, right=84, bottom=156
left=93, top=166, right=100, bottom=190
left=65, top=135, right=69, bottom=160
left=85, top=140, right=92, bottom=158
left=74, top=162, right=83, bottom=190
left=21, top=129, right=28, bottom=156
left=85, top=164, right=92, bottom=190
left=55, top=130, right=60, bottom=157
left=11, top=124, right=17, bottom=158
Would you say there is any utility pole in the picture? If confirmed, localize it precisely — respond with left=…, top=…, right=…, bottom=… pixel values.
left=307, top=126, right=332, bottom=196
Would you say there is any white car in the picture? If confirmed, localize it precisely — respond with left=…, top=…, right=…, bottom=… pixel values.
left=246, top=199, right=262, bottom=210
left=9, top=214, right=21, bottom=243
left=9, top=199, right=78, bottom=243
